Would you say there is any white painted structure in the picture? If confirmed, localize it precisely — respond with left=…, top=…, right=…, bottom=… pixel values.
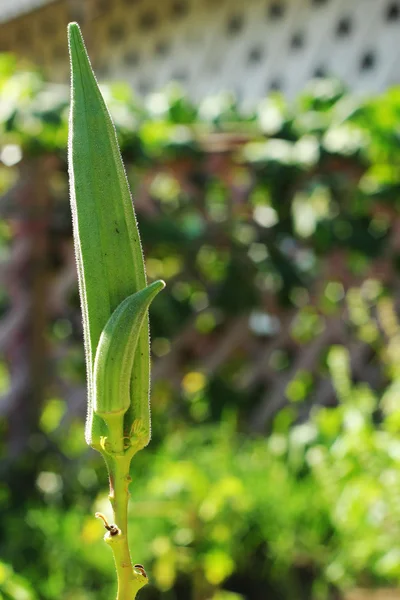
left=0, top=0, right=55, bottom=24
left=1, top=0, right=400, bottom=102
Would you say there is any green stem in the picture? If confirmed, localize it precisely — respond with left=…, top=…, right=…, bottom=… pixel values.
left=109, top=454, right=131, bottom=540
left=103, top=451, right=147, bottom=600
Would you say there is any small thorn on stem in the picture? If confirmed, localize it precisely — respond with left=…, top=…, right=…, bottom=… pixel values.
left=95, top=512, right=120, bottom=536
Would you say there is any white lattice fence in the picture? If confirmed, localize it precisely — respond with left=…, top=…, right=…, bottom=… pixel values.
left=1, top=0, right=400, bottom=102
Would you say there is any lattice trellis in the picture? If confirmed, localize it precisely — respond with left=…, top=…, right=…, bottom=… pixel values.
left=1, top=0, right=400, bottom=102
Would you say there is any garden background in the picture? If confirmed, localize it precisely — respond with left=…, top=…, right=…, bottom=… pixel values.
left=2, top=1, right=400, bottom=600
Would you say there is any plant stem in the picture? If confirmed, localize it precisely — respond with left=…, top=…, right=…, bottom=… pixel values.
left=104, top=451, right=147, bottom=600
left=109, top=454, right=131, bottom=541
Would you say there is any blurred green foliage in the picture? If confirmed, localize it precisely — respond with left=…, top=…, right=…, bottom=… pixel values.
left=2, top=53, right=400, bottom=599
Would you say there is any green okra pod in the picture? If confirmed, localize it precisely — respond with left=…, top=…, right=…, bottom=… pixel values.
left=68, top=22, right=163, bottom=452
left=94, top=280, right=165, bottom=439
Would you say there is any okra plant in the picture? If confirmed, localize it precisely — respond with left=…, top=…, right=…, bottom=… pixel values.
left=68, top=22, right=165, bottom=600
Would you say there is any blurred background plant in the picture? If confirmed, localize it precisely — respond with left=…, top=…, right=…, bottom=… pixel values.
left=2, top=40, right=400, bottom=600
